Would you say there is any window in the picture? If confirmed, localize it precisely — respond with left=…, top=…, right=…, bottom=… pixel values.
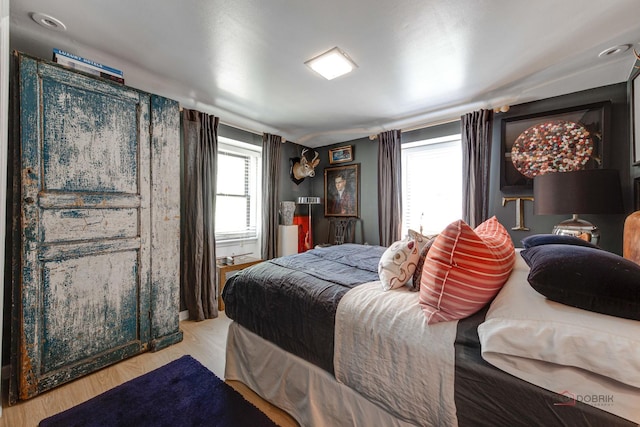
left=401, top=134, right=462, bottom=236
left=215, top=137, right=262, bottom=242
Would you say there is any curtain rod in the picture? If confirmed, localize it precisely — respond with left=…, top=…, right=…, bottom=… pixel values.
left=368, top=105, right=510, bottom=140
left=179, top=104, right=266, bottom=138
left=219, top=121, right=265, bottom=138
left=368, top=116, right=461, bottom=140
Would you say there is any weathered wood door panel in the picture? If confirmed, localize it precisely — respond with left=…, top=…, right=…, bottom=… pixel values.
left=42, top=250, right=140, bottom=367
left=18, top=55, right=151, bottom=399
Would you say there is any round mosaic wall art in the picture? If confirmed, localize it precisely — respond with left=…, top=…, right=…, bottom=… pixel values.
left=511, top=120, right=593, bottom=179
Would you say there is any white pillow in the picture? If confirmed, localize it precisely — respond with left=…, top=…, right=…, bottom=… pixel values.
left=479, top=252, right=640, bottom=391
left=378, top=238, right=419, bottom=291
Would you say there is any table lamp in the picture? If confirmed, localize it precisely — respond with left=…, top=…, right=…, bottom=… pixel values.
left=533, top=169, right=623, bottom=245
left=297, top=196, right=322, bottom=250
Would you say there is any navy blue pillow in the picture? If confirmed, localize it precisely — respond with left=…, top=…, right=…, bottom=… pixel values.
left=521, top=245, right=640, bottom=320
left=521, top=234, right=599, bottom=249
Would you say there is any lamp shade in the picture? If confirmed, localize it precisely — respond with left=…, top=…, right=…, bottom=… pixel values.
left=533, top=169, right=623, bottom=215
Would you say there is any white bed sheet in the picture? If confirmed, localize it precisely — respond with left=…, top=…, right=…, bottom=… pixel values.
left=334, top=281, right=459, bottom=426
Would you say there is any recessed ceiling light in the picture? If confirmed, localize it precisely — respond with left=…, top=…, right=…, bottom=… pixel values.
left=598, top=44, right=631, bottom=58
left=31, top=12, right=67, bottom=32
left=305, top=47, right=358, bottom=80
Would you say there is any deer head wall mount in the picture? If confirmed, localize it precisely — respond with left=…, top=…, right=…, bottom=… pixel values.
left=289, top=148, right=320, bottom=185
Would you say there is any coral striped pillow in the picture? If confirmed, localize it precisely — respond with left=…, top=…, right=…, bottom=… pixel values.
left=419, top=217, right=515, bottom=324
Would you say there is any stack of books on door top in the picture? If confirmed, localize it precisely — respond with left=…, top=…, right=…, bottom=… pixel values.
left=53, top=48, right=124, bottom=84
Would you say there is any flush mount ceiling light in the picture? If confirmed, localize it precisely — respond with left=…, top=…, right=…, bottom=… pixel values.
left=305, top=47, right=358, bottom=80
left=31, top=12, right=67, bottom=32
left=598, top=44, right=631, bottom=58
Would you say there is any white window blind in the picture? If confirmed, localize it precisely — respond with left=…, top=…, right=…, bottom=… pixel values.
left=401, top=134, right=462, bottom=237
left=215, top=137, right=262, bottom=241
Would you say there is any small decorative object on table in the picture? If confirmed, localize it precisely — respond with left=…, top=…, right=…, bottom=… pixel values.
left=279, top=201, right=296, bottom=225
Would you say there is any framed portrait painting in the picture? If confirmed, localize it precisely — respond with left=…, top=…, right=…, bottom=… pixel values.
left=500, top=101, right=610, bottom=193
left=324, top=163, right=359, bottom=217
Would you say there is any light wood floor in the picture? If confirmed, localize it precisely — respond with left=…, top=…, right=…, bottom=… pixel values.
left=0, top=312, right=299, bottom=427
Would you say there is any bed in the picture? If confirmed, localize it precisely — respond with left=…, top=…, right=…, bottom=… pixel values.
left=223, top=215, right=640, bottom=426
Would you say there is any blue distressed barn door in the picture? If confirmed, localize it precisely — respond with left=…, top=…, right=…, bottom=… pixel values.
left=18, top=56, right=152, bottom=398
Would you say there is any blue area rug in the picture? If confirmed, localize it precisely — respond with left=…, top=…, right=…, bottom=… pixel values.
left=39, top=355, right=279, bottom=427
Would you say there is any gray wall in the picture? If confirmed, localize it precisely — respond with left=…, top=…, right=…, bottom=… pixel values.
left=216, top=127, right=315, bottom=224
left=490, top=83, right=630, bottom=254
left=305, top=122, right=463, bottom=247
left=229, top=82, right=632, bottom=254
left=279, top=143, right=312, bottom=208
left=283, top=82, right=632, bottom=254
left=219, top=123, right=262, bottom=147
left=310, top=138, right=380, bottom=246
left=402, top=121, right=461, bottom=144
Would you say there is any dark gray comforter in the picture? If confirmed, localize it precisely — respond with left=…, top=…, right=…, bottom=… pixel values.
left=222, top=244, right=385, bottom=374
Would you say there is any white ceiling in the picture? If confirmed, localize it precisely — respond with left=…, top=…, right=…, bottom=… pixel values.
left=9, top=0, right=640, bottom=147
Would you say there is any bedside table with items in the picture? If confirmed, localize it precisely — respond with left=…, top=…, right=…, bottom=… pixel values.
left=217, top=257, right=263, bottom=310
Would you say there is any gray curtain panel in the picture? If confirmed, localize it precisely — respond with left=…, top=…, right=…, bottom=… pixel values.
left=181, top=109, right=219, bottom=321
left=461, top=109, right=493, bottom=228
left=261, top=133, right=283, bottom=260
left=378, top=129, right=402, bottom=247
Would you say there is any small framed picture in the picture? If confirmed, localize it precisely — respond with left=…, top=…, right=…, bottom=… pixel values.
left=328, top=145, right=353, bottom=164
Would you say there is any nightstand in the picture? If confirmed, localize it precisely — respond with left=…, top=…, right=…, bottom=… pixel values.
left=217, top=257, right=263, bottom=311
